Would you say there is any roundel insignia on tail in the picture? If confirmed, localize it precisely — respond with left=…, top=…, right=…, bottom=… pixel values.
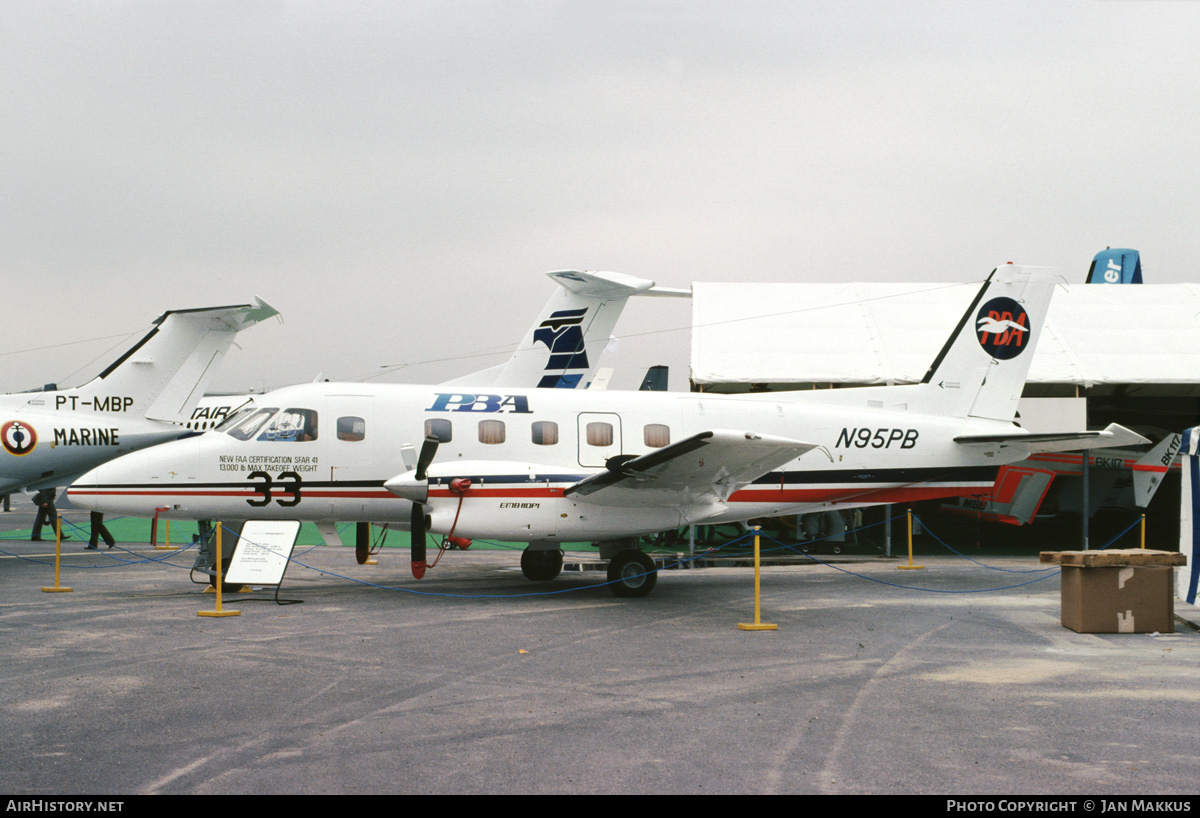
left=975, top=297, right=1030, bottom=360
left=1, top=420, right=37, bottom=456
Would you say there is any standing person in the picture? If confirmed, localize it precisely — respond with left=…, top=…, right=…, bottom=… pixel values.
left=88, top=511, right=116, bottom=550
left=31, top=488, right=68, bottom=541
left=1, top=493, right=10, bottom=512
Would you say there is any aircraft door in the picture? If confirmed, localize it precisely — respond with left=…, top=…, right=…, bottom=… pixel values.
left=577, top=412, right=622, bottom=468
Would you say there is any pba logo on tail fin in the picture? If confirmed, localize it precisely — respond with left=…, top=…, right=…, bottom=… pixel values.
left=534, top=308, right=590, bottom=388
left=975, top=297, right=1029, bottom=360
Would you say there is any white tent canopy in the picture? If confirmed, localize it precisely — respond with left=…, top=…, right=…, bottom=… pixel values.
left=691, top=281, right=1200, bottom=388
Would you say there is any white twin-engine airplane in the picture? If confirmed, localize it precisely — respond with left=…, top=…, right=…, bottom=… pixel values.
left=0, top=300, right=278, bottom=495
left=70, top=265, right=1146, bottom=597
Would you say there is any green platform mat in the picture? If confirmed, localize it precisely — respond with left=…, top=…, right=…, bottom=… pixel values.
left=7, top=516, right=607, bottom=552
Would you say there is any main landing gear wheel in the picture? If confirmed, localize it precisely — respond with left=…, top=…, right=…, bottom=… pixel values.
left=607, top=550, right=657, bottom=598
left=521, top=548, right=564, bottom=582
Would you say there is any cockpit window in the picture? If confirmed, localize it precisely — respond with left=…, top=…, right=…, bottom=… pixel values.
left=224, top=408, right=278, bottom=440
left=215, top=405, right=258, bottom=433
left=257, top=409, right=318, bottom=442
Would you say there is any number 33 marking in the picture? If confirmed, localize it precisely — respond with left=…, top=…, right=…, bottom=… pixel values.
left=246, top=470, right=302, bottom=507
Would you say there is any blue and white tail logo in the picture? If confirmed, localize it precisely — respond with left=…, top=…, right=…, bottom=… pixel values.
left=975, top=297, right=1029, bottom=360
left=533, top=308, right=589, bottom=388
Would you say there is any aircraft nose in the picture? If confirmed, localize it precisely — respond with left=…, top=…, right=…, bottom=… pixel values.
left=68, top=459, right=130, bottom=512
left=68, top=437, right=203, bottom=515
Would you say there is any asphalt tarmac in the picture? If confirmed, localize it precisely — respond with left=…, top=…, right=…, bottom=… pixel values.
left=2, top=505, right=1198, bottom=795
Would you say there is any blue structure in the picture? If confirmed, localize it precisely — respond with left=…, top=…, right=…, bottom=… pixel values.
left=1086, top=248, right=1142, bottom=284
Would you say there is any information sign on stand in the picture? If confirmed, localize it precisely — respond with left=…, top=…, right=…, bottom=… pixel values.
left=226, top=520, right=303, bottom=604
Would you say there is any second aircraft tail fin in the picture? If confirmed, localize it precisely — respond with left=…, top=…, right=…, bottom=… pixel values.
left=1132, top=432, right=1184, bottom=508
left=1086, top=248, right=1142, bottom=284
left=917, top=264, right=1058, bottom=422
left=70, top=298, right=280, bottom=423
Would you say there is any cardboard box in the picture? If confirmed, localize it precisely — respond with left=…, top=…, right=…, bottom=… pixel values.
left=1059, top=564, right=1174, bottom=634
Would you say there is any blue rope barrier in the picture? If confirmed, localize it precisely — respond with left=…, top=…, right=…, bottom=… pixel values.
left=10, top=508, right=1134, bottom=599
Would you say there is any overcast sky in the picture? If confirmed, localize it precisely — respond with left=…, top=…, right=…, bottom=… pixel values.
left=3, top=0, right=1198, bottom=395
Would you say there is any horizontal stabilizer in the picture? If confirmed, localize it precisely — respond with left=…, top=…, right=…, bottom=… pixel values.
left=955, top=423, right=1148, bottom=456
left=546, top=270, right=691, bottom=300
left=565, top=429, right=816, bottom=507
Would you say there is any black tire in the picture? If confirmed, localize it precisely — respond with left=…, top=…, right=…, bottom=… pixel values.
left=607, top=550, right=657, bottom=598
left=521, top=548, right=563, bottom=582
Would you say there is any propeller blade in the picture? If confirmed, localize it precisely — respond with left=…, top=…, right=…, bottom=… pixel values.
left=416, top=435, right=439, bottom=481
left=411, top=501, right=428, bottom=579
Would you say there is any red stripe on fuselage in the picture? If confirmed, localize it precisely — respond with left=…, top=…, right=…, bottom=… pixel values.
left=727, top=483, right=993, bottom=505
left=69, top=489, right=398, bottom=500
left=73, top=481, right=993, bottom=506
left=428, top=487, right=566, bottom=498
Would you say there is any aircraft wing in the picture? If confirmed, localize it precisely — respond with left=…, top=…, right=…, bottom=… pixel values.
left=564, top=429, right=817, bottom=507
left=954, top=423, right=1149, bottom=455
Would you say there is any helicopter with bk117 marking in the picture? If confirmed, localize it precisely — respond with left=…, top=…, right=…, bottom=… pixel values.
left=70, top=264, right=1147, bottom=597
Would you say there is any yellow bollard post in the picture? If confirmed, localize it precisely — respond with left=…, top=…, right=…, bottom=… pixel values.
left=199, top=523, right=239, bottom=618
left=738, top=527, right=777, bottom=631
left=1140, top=514, right=1146, bottom=549
left=41, top=515, right=73, bottom=593
left=896, top=508, right=925, bottom=570
left=155, top=510, right=178, bottom=550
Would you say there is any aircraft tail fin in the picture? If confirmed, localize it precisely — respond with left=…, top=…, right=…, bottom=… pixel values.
left=918, top=264, right=1057, bottom=422
left=1132, top=432, right=1183, bottom=508
left=71, top=298, right=280, bottom=423
left=444, top=270, right=689, bottom=390
left=1086, top=248, right=1142, bottom=284
left=639, top=365, right=669, bottom=392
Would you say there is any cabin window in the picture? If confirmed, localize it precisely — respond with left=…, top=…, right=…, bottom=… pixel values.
left=532, top=421, right=558, bottom=446
left=644, top=424, right=670, bottom=448
left=225, top=408, right=278, bottom=441
left=258, top=409, right=319, bottom=442
left=586, top=421, right=614, bottom=447
left=478, top=419, right=506, bottom=445
left=337, top=416, right=366, bottom=442
left=425, top=419, right=452, bottom=443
